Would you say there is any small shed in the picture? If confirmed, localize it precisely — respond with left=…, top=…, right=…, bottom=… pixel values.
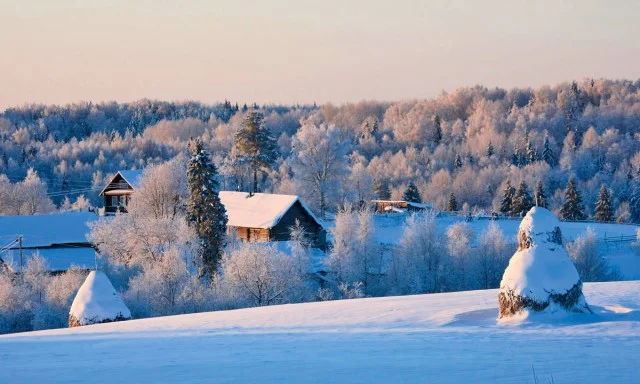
left=99, top=170, right=144, bottom=214
left=371, top=200, right=433, bottom=214
left=0, top=212, right=97, bottom=272
left=219, top=191, right=326, bottom=248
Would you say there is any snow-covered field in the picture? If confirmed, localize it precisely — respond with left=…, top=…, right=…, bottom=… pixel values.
left=1, top=281, right=638, bottom=383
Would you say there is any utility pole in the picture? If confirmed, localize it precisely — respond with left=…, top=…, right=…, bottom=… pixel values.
left=18, top=235, right=23, bottom=273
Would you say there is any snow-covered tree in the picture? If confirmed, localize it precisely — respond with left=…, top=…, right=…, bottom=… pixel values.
left=402, top=182, right=421, bottom=203
left=291, top=123, right=350, bottom=218
left=534, top=181, right=547, bottom=208
left=542, top=133, right=556, bottom=167
left=560, top=176, right=586, bottom=221
left=446, top=222, right=476, bottom=290
left=218, top=243, right=307, bottom=307
left=500, top=180, right=515, bottom=215
left=233, top=111, right=279, bottom=194
left=187, top=139, right=228, bottom=277
left=374, top=179, right=391, bottom=200
left=476, top=223, right=510, bottom=289
left=594, top=184, right=614, bottom=222
left=446, top=192, right=458, bottom=211
left=567, top=228, right=618, bottom=282
left=512, top=181, right=534, bottom=216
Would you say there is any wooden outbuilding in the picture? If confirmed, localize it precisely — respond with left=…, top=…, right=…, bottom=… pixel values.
left=371, top=200, right=433, bottom=214
left=219, top=191, right=326, bottom=249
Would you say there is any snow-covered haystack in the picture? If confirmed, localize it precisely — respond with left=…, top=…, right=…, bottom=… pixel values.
left=498, top=207, right=590, bottom=318
left=69, top=271, right=131, bottom=327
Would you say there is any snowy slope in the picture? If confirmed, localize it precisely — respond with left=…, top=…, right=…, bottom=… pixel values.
left=1, top=281, right=638, bottom=383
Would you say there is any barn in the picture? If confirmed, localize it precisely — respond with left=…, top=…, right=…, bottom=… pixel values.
left=99, top=170, right=144, bottom=214
left=219, top=191, right=326, bottom=249
left=0, top=212, right=97, bottom=272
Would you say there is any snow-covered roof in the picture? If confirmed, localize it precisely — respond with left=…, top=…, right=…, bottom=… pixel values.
left=70, top=271, right=131, bottom=326
left=99, top=170, right=144, bottom=196
left=1, top=247, right=96, bottom=272
left=0, top=212, right=96, bottom=248
left=219, top=191, right=323, bottom=229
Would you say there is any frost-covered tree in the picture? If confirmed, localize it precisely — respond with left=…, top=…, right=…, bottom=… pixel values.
left=454, top=154, right=463, bottom=169
left=567, top=228, right=618, bottom=282
left=534, top=181, right=547, bottom=208
left=433, top=114, right=442, bottom=144
left=629, top=182, right=640, bottom=222
left=388, top=213, right=446, bottom=294
left=446, top=222, right=475, bottom=290
left=402, top=182, right=421, bottom=203
left=325, top=206, right=380, bottom=292
left=186, top=139, right=228, bottom=277
left=17, top=169, right=55, bottom=215
left=218, top=243, right=307, bottom=307
left=129, top=157, right=188, bottom=220
left=500, top=180, right=515, bottom=215
left=233, top=111, right=279, bottom=194
left=374, top=179, right=391, bottom=200
left=560, top=176, right=586, bottom=221
left=486, top=141, right=495, bottom=158
left=541, top=133, right=556, bottom=167
left=476, top=222, right=510, bottom=289
left=291, top=124, right=350, bottom=218
left=594, top=184, right=614, bottom=222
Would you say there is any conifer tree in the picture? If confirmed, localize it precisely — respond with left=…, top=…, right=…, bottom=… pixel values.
left=486, top=141, right=495, bottom=158
left=512, top=181, right=534, bottom=216
left=447, top=192, right=458, bottom=212
left=525, top=138, right=537, bottom=163
left=542, top=133, right=556, bottom=166
left=233, top=111, right=279, bottom=195
left=560, top=176, right=586, bottom=221
left=402, top=182, right=421, bottom=203
left=628, top=182, right=640, bottom=222
left=374, top=179, right=391, bottom=200
left=433, top=115, right=442, bottom=144
left=511, top=144, right=521, bottom=167
left=187, top=139, right=228, bottom=277
left=534, top=181, right=547, bottom=208
left=500, top=180, right=516, bottom=215
left=454, top=154, right=463, bottom=169
left=594, top=184, right=614, bottom=222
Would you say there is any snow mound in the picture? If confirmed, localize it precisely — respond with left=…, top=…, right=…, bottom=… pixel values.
left=498, top=207, right=590, bottom=318
left=69, top=271, right=131, bottom=327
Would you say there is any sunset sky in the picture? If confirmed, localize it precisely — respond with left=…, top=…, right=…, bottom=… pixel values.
left=1, top=0, right=639, bottom=108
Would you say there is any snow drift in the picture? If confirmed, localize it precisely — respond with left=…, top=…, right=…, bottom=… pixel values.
left=69, top=271, right=131, bottom=327
left=498, top=207, right=590, bottom=318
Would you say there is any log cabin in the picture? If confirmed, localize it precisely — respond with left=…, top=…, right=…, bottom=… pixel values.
left=99, top=170, right=144, bottom=214
left=219, top=191, right=327, bottom=249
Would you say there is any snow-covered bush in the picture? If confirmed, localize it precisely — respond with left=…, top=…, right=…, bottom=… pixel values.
left=499, top=207, right=591, bottom=318
left=567, top=228, right=620, bottom=282
left=216, top=243, right=308, bottom=307
left=475, top=222, right=510, bottom=289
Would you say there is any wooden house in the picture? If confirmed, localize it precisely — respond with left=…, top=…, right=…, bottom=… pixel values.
left=371, top=200, right=433, bottom=214
left=219, top=191, right=327, bottom=248
left=0, top=212, right=97, bottom=272
left=99, top=170, right=144, bottom=214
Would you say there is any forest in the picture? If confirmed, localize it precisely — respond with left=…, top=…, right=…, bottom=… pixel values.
left=1, top=78, right=640, bottom=220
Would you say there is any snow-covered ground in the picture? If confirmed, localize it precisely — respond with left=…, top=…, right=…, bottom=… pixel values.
left=1, top=281, right=638, bottom=383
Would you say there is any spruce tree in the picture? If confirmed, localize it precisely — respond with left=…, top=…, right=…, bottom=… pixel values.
left=402, top=182, right=421, bottom=203
left=486, top=141, right=495, bottom=158
left=433, top=115, right=442, bottom=144
left=500, top=180, right=516, bottom=215
left=525, top=138, right=537, bottom=164
left=187, top=139, right=228, bottom=277
left=560, top=176, right=586, bottom=221
left=628, top=182, right=640, bottom=222
left=454, top=154, right=463, bottom=169
left=511, top=144, right=521, bottom=167
left=233, top=111, right=279, bottom=195
left=512, top=181, right=534, bottom=216
left=447, top=192, right=458, bottom=212
left=542, top=133, right=556, bottom=166
left=534, top=181, right=547, bottom=208
left=594, top=184, right=614, bottom=222
left=374, top=179, right=391, bottom=200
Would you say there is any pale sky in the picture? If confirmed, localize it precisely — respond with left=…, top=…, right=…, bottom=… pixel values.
left=1, top=0, right=639, bottom=109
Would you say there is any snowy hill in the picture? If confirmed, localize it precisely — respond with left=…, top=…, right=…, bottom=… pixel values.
left=1, top=281, right=638, bottom=383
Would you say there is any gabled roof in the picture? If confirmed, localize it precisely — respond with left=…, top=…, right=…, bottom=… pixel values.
left=0, top=212, right=97, bottom=248
left=99, top=170, right=144, bottom=196
left=219, top=191, right=324, bottom=229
